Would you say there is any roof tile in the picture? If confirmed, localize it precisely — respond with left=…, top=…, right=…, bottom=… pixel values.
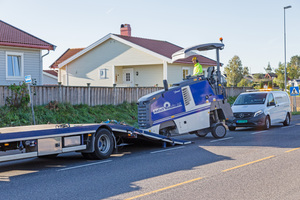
left=0, top=20, right=55, bottom=50
left=50, top=48, right=84, bottom=68
left=114, top=34, right=217, bottom=66
left=43, top=70, right=58, bottom=77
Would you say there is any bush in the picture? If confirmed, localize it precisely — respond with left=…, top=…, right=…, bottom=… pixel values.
left=6, top=82, right=30, bottom=109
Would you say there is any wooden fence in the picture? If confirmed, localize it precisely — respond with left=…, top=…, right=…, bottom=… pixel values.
left=0, top=85, right=251, bottom=107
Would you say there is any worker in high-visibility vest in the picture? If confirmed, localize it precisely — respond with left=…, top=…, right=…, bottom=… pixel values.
left=192, top=57, right=203, bottom=76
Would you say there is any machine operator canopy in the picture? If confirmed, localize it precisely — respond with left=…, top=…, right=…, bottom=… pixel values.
left=171, top=43, right=224, bottom=63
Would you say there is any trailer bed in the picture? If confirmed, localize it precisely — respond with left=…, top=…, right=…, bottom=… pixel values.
left=0, top=124, right=99, bottom=143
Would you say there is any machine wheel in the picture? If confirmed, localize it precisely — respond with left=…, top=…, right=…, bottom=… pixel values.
left=195, top=131, right=208, bottom=137
left=91, top=128, right=114, bottom=159
left=264, top=116, right=271, bottom=130
left=229, top=126, right=236, bottom=131
left=211, top=123, right=227, bottom=138
left=283, top=113, right=290, bottom=126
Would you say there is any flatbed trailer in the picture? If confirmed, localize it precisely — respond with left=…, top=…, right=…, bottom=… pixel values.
left=0, top=122, right=190, bottom=163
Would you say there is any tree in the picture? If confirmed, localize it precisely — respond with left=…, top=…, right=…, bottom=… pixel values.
left=287, top=55, right=300, bottom=80
left=273, top=56, right=300, bottom=89
left=265, top=62, right=272, bottom=74
left=237, top=78, right=252, bottom=87
left=274, top=62, right=285, bottom=89
left=224, top=55, right=243, bottom=87
left=252, top=73, right=265, bottom=80
left=243, top=66, right=250, bottom=76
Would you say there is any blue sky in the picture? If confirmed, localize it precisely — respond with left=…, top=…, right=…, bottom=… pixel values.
left=0, top=0, right=299, bottom=73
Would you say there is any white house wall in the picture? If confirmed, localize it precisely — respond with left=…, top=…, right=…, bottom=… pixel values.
left=167, top=64, right=210, bottom=85
left=167, top=64, right=187, bottom=85
left=43, top=74, right=58, bottom=85
left=60, top=39, right=163, bottom=86
left=0, top=47, right=42, bottom=85
left=127, top=65, right=162, bottom=87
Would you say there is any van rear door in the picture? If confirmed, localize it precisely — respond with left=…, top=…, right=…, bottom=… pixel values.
left=273, top=92, right=290, bottom=121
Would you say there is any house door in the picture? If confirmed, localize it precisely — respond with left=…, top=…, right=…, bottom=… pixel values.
left=123, top=68, right=134, bottom=86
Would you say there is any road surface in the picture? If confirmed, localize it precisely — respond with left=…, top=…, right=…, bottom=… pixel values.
left=0, top=117, right=300, bottom=200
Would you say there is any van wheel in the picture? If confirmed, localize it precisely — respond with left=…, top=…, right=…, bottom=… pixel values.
left=264, top=116, right=270, bottom=130
left=283, top=113, right=290, bottom=126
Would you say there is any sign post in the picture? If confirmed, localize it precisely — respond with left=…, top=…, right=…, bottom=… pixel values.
left=290, top=85, right=299, bottom=112
left=25, top=75, right=36, bottom=125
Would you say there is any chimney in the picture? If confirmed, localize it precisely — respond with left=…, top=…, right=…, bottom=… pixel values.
left=120, top=24, right=131, bottom=36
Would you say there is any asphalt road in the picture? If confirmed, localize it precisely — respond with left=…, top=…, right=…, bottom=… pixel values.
left=1, top=117, right=300, bottom=200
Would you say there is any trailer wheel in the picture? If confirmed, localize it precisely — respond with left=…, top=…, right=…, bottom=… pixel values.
left=211, top=123, right=227, bottom=138
left=91, top=128, right=114, bottom=159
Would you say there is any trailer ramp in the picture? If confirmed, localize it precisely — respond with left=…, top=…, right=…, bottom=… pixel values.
left=100, top=122, right=191, bottom=145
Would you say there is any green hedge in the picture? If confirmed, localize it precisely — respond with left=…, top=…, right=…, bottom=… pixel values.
left=0, top=102, right=138, bottom=128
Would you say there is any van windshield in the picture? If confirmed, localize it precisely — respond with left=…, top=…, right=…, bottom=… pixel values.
left=234, top=93, right=267, bottom=105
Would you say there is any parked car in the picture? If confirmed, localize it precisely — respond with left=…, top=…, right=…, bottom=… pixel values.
left=229, top=90, right=291, bottom=130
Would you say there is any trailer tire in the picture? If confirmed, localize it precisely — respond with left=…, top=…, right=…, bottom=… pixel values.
left=211, top=123, right=227, bottom=138
left=91, top=128, right=114, bottom=159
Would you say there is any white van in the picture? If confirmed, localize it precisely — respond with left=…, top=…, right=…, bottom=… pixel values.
left=229, top=90, right=291, bottom=130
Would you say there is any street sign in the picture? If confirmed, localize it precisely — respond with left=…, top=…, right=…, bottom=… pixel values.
left=290, top=86, right=299, bottom=96
left=25, top=75, right=32, bottom=84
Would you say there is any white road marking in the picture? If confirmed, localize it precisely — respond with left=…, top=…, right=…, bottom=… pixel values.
left=282, top=125, right=295, bottom=129
left=57, top=160, right=112, bottom=171
left=150, top=146, right=185, bottom=154
left=210, top=137, right=233, bottom=143
left=251, top=131, right=267, bottom=135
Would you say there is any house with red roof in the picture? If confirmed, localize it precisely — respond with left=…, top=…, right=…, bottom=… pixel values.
left=43, top=70, right=58, bottom=85
left=49, top=48, right=85, bottom=69
left=0, top=20, right=55, bottom=85
left=57, top=24, right=218, bottom=87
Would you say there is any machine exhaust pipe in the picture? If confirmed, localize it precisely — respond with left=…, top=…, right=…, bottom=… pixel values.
left=163, top=80, right=168, bottom=91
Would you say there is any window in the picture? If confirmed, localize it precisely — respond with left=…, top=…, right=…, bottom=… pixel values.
left=125, top=72, right=130, bottom=81
left=6, top=52, right=23, bottom=79
left=267, top=93, right=275, bottom=105
left=100, top=69, right=108, bottom=79
left=182, top=67, right=190, bottom=79
left=234, top=93, right=267, bottom=105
